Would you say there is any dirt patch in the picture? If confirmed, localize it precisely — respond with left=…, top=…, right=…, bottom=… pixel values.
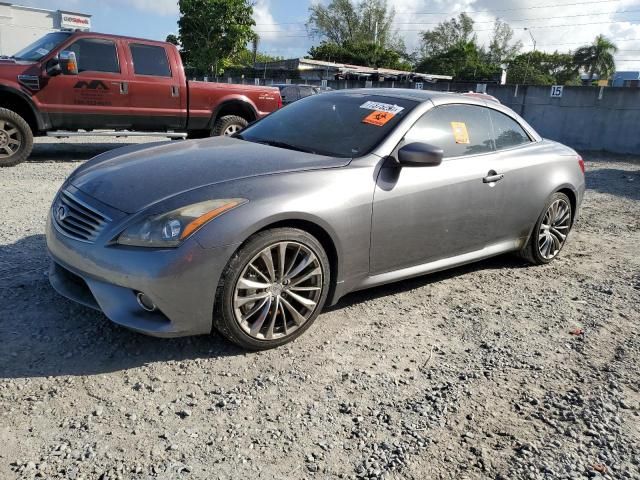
left=1, top=141, right=639, bottom=479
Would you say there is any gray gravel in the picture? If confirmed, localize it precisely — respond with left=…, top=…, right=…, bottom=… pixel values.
left=0, top=137, right=639, bottom=480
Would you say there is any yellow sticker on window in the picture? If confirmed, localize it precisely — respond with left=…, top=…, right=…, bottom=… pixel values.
left=451, top=122, right=470, bottom=144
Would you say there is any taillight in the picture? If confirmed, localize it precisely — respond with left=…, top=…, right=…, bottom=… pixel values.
left=577, top=155, right=585, bottom=174
left=277, top=95, right=283, bottom=109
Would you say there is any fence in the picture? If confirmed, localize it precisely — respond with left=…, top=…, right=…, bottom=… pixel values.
left=197, top=77, right=640, bottom=155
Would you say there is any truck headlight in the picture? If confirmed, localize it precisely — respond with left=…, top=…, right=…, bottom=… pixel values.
left=117, top=199, right=247, bottom=247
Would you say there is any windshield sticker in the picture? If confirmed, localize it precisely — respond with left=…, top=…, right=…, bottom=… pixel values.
left=363, top=110, right=395, bottom=127
left=35, top=48, right=50, bottom=56
left=451, top=122, right=470, bottom=144
left=360, top=101, right=404, bottom=115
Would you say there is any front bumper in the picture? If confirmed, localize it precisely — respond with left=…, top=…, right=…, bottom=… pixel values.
left=46, top=202, right=239, bottom=338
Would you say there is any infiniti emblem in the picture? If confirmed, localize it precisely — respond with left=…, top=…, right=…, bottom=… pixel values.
left=56, top=205, right=68, bottom=222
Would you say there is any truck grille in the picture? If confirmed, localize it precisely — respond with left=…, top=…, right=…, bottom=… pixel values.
left=52, top=190, right=111, bottom=243
left=18, top=75, right=40, bottom=91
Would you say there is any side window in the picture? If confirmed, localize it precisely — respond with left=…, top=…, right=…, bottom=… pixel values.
left=66, top=38, right=119, bottom=73
left=489, top=110, right=532, bottom=150
left=299, top=86, right=315, bottom=98
left=404, top=104, right=494, bottom=158
left=130, top=44, right=172, bottom=77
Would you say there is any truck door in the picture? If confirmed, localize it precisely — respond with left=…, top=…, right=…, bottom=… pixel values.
left=35, top=36, right=132, bottom=130
left=124, top=41, right=186, bottom=130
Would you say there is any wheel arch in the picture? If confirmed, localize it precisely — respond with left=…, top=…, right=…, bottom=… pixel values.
left=0, top=85, right=46, bottom=132
left=556, top=186, right=577, bottom=224
left=210, top=98, right=258, bottom=128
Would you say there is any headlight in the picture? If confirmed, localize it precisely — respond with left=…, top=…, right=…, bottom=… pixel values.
left=117, top=198, right=247, bottom=247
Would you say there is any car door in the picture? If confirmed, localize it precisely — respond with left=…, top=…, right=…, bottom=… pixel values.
left=125, top=41, right=186, bottom=130
left=35, top=36, right=131, bottom=129
left=370, top=103, right=507, bottom=274
left=483, top=108, right=542, bottom=242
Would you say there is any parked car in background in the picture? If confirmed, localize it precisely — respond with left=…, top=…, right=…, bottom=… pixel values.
left=272, top=84, right=320, bottom=105
left=47, top=89, right=585, bottom=350
left=0, top=31, right=282, bottom=166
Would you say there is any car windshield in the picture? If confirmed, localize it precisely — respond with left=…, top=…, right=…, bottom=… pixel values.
left=12, top=32, right=71, bottom=61
left=239, top=93, right=418, bottom=158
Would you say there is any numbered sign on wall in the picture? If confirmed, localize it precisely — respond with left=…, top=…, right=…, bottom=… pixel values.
left=321, top=79, right=328, bottom=87
left=550, top=85, right=564, bottom=98
left=415, top=82, right=424, bottom=90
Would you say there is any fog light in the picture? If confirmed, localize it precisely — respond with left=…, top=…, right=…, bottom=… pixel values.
left=136, top=292, right=157, bottom=312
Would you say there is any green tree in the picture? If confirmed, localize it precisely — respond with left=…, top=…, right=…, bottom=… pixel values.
left=308, top=41, right=411, bottom=70
left=416, top=41, right=499, bottom=81
left=178, top=0, right=256, bottom=76
left=165, top=34, right=179, bottom=46
left=485, top=19, right=522, bottom=66
left=419, top=13, right=475, bottom=57
left=307, top=0, right=397, bottom=48
left=507, top=51, right=578, bottom=85
left=573, top=34, right=618, bottom=82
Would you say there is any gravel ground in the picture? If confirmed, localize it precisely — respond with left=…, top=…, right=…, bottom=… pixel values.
left=0, top=137, right=639, bottom=480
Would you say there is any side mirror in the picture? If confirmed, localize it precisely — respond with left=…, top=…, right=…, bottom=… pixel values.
left=45, top=58, right=62, bottom=77
left=397, top=142, right=444, bottom=167
left=58, top=51, right=78, bottom=75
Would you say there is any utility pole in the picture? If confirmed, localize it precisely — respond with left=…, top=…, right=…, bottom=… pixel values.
left=523, top=27, right=537, bottom=85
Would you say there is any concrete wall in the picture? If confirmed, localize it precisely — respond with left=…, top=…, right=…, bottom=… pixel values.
left=486, top=85, right=640, bottom=155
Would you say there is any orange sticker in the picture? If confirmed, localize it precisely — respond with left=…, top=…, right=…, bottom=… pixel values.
left=363, top=110, right=395, bottom=126
left=451, top=121, right=470, bottom=144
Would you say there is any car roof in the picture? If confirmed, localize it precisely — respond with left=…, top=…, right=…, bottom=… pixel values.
left=326, top=88, right=489, bottom=104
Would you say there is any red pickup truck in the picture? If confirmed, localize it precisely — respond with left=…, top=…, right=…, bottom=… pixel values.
left=0, top=31, right=282, bottom=166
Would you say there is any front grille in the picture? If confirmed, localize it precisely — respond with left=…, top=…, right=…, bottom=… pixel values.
left=18, top=75, right=40, bottom=91
left=52, top=190, right=111, bottom=243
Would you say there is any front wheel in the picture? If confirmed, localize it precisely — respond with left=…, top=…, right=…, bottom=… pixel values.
left=211, top=115, right=248, bottom=137
left=520, top=192, right=573, bottom=265
left=0, top=108, right=34, bottom=167
left=213, top=228, right=331, bottom=350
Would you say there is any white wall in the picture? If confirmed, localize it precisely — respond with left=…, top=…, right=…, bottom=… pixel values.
left=0, top=5, right=58, bottom=56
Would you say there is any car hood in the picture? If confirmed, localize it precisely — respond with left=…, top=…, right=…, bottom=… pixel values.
left=70, top=136, right=350, bottom=213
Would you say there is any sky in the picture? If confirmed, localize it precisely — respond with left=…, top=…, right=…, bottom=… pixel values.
left=16, top=0, right=640, bottom=70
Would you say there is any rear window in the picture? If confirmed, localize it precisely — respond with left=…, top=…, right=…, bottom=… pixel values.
left=130, top=43, right=171, bottom=77
left=239, top=94, right=418, bottom=158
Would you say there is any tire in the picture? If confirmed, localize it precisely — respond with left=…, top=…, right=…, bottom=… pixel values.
left=520, top=192, right=573, bottom=265
left=211, top=115, right=248, bottom=137
left=0, top=107, right=34, bottom=167
left=213, top=228, right=331, bottom=350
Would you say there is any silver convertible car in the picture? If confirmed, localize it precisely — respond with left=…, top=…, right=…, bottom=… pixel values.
left=47, top=89, right=585, bottom=350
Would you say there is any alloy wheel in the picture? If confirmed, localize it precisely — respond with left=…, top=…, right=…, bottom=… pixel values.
left=233, top=241, right=324, bottom=340
left=223, top=124, right=242, bottom=136
left=538, top=198, right=571, bottom=260
left=0, top=120, right=22, bottom=158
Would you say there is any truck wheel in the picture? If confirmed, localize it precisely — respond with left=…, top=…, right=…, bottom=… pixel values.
left=0, top=108, right=33, bottom=167
left=211, top=115, right=248, bottom=137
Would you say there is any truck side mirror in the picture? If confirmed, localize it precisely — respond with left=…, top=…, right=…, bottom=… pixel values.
left=59, top=51, right=78, bottom=75
left=45, top=58, right=62, bottom=77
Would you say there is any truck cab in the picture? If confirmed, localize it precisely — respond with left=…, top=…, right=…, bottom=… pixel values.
left=0, top=31, right=282, bottom=166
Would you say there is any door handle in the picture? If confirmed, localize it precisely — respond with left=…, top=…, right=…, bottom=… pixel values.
left=120, top=82, right=128, bottom=95
left=171, top=85, right=179, bottom=97
left=483, top=171, right=504, bottom=183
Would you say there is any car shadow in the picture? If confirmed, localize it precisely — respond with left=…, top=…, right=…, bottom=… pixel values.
left=585, top=168, right=639, bottom=201
left=329, top=254, right=527, bottom=312
left=0, top=234, right=246, bottom=379
left=0, top=234, right=528, bottom=379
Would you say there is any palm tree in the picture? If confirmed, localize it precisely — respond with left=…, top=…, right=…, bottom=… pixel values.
left=573, top=35, right=618, bottom=83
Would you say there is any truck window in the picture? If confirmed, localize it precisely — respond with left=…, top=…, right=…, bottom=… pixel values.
left=130, top=44, right=172, bottom=77
left=66, top=38, right=120, bottom=73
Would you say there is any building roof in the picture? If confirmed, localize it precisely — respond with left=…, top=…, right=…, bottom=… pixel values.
left=254, top=57, right=452, bottom=81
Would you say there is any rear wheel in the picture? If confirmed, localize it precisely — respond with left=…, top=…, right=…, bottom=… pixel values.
left=213, top=228, right=330, bottom=350
left=520, top=192, right=573, bottom=265
left=0, top=108, right=33, bottom=167
left=211, top=115, right=248, bottom=137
